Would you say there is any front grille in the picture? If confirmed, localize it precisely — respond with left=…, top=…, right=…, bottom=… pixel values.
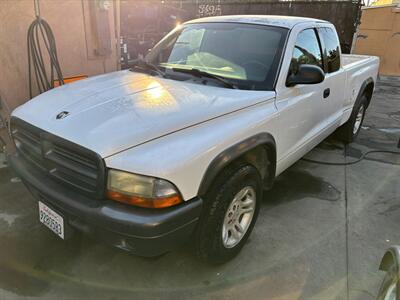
left=11, top=118, right=105, bottom=198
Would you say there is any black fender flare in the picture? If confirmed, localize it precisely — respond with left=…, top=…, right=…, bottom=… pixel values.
left=355, top=77, right=375, bottom=109
left=197, top=133, right=276, bottom=197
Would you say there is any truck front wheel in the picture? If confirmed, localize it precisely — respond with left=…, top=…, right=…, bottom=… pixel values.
left=195, top=163, right=262, bottom=264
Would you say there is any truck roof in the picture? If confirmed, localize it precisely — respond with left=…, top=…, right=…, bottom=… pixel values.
left=185, top=15, right=329, bottom=29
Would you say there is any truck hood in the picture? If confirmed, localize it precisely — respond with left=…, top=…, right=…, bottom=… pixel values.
left=12, top=70, right=275, bottom=158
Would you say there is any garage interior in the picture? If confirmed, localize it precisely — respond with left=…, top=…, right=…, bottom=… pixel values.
left=0, top=1, right=400, bottom=300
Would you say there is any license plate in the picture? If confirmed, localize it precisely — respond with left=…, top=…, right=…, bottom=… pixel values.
left=38, top=201, right=64, bottom=239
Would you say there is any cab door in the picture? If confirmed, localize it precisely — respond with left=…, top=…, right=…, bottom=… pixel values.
left=317, top=26, right=346, bottom=127
left=275, top=27, right=326, bottom=170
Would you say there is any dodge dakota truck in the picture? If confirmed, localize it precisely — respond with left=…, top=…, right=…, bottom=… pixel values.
left=9, top=15, right=379, bottom=264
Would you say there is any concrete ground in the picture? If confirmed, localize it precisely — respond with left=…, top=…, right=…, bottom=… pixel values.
left=0, top=78, right=399, bottom=300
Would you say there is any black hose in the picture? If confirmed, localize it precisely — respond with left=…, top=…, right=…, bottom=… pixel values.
left=0, top=107, right=7, bottom=150
left=301, top=150, right=400, bottom=166
left=27, top=16, right=64, bottom=98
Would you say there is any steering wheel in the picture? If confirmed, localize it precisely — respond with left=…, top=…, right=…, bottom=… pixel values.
left=242, top=60, right=269, bottom=79
left=243, top=60, right=268, bottom=70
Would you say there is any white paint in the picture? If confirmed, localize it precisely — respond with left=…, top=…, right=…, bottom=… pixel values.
left=0, top=212, right=19, bottom=226
left=10, top=177, right=21, bottom=183
left=378, top=128, right=400, bottom=134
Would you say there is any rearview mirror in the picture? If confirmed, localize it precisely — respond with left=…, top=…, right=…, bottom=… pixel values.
left=286, top=64, right=325, bottom=87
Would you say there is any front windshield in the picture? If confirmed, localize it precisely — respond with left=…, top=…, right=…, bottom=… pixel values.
left=146, top=22, right=288, bottom=90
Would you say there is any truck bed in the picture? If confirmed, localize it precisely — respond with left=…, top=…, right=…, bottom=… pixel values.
left=339, top=53, right=380, bottom=127
left=342, top=54, right=376, bottom=69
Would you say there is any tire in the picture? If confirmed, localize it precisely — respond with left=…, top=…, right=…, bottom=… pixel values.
left=195, top=163, right=262, bottom=264
left=377, top=264, right=399, bottom=300
left=336, top=95, right=368, bottom=144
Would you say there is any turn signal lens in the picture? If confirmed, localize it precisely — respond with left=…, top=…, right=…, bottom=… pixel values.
left=106, top=191, right=182, bottom=208
left=107, top=169, right=183, bottom=208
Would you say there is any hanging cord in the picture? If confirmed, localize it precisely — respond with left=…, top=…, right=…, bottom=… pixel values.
left=0, top=113, right=6, bottom=150
left=27, top=0, right=64, bottom=98
left=0, top=96, right=10, bottom=151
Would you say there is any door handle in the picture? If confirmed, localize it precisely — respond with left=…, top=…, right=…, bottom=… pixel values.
left=323, top=88, right=330, bottom=99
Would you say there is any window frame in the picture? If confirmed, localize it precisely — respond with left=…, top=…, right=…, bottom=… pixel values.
left=287, top=27, right=325, bottom=78
left=316, top=26, right=341, bottom=74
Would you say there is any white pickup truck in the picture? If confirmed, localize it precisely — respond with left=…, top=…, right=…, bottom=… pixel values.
left=9, top=15, right=379, bottom=264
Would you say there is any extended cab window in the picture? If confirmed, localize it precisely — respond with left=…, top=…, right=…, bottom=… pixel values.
left=289, top=29, right=323, bottom=75
left=319, top=27, right=341, bottom=73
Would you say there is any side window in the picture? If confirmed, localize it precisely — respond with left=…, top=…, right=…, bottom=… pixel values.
left=289, top=29, right=323, bottom=75
left=319, top=27, right=341, bottom=73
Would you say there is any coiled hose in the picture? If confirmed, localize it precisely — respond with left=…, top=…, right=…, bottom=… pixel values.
left=27, top=15, right=64, bottom=98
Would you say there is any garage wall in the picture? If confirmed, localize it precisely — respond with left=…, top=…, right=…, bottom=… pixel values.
left=353, top=5, right=400, bottom=75
left=0, top=0, right=120, bottom=113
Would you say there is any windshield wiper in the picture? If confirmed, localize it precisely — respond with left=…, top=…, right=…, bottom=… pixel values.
left=130, top=59, right=166, bottom=78
left=171, top=67, right=238, bottom=89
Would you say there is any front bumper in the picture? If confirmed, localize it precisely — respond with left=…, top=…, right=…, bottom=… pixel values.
left=9, top=153, right=202, bottom=257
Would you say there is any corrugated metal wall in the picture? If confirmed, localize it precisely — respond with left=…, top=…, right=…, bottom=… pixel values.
left=353, top=5, right=400, bottom=75
left=120, top=0, right=362, bottom=68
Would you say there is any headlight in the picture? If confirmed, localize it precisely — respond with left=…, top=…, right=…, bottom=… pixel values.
left=106, top=169, right=183, bottom=208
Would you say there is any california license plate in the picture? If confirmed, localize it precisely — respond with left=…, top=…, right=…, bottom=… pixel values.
left=38, top=201, right=64, bottom=239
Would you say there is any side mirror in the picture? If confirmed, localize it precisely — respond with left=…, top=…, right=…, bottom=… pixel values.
left=286, top=64, right=325, bottom=87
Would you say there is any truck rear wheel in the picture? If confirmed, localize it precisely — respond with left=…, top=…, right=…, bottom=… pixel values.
left=195, top=163, right=262, bottom=264
left=337, top=95, right=368, bottom=144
